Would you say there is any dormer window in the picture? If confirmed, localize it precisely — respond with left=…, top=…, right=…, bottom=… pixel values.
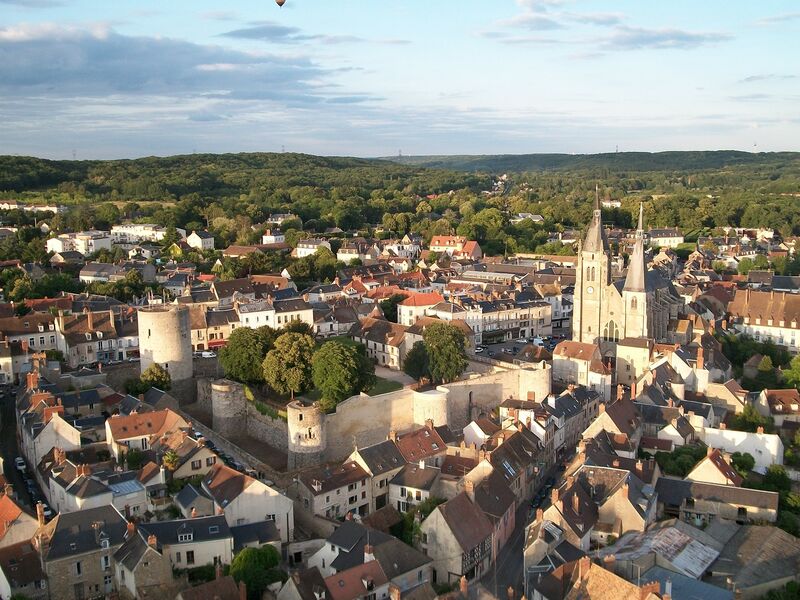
left=178, top=533, right=193, bottom=542
left=85, top=333, right=92, bottom=341
left=97, top=331, right=103, bottom=339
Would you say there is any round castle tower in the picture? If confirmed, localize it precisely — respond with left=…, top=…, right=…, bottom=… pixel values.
left=137, top=305, right=193, bottom=396
left=286, top=400, right=326, bottom=469
left=211, top=380, right=247, bottom=439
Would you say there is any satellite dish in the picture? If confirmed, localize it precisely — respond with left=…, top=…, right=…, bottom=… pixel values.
left=276, top=0, right=286, bottom=6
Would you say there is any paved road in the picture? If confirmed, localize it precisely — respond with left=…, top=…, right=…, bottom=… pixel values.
left=482, top=502, right=529, bottom=599
left=0, top=385, right=43, bottom=511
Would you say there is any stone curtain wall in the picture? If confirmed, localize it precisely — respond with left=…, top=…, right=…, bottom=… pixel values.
left=246, top=403, right=289, bottom=451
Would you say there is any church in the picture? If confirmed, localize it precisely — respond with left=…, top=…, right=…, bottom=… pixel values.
left=572, top=193, right=683, bottom=380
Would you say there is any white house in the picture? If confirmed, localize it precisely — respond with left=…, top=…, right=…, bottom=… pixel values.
left=699, top=426, right=784, bottom=473
left=138, top=515, right=234, bottom=568
left=202, top=464, right=294, bottom=543
left=262, top=229, right=285, bottom=244
left=46, top=231, right=112, bottom=256
left=186, top=230, right=215, bottom=251
left=294, top=238, right=331, bottom=258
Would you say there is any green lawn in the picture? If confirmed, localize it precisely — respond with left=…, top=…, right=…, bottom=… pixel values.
left=301, top=375, right=402, bottom=402
left=368, top=377, right=403, bottom=396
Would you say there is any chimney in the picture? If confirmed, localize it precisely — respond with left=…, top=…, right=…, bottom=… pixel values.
left=191, top=507, right=198, bottom=518
left=459, top=576, right=468, bottom=597
left=571, top=493, right=579, bottom=514
left=707, top=446, right=714, bottom=457
left=578, top=556, right=591, bottom=580
left=54, top=447, right=66, bottom=465
left=527, top=391, right=536, bottom=402
left=147, top=534, right=157, bottom=548
left=389, top=584, right=401, bottom=600
left=87, top=311, right=94, bottom=331
left=507, top=586, right=514, bottom=600
left=639, top=582, right=660, bottom=600
left=536, top=508, right=543, bottom=523
left=622, top=482, right=629, bottom=499
left=696, top=346, right=704, bottom=370
left=425, top=418, right=434, bottom=431
left=239, top=580, right=247, bottom=600
left=364, top=544, right=375, bottom=563
left=126, top=521, right=135, bottom=537
left=720, top=422, right=726, bottom=430
left=389, top=429, right=397, bottom=443
left=464, top=479, right=475, bottom=501
left=36, top=502, right=45, bottom=527
left=567, top=475, right=574, bottom=488
left=26, top=371, right=39, bottom=392
left=663, top=578, right=672, bottom=600
left=551, top=487, right=559, bottom=505
left=757, top=426, right=764, bottom=434
left=635, top=459, right=643, bottom=473
left=345, top=512, right=353, bottom=521
left=602, top=554, right=616, bottom=571
left=598, top=403, right=606, bottom=414
left=631, top=381, right=637, bottom=398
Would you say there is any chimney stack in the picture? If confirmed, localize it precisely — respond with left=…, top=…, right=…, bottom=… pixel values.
left=571, top=493, right=579, bottom=514
left=757, top=426, right=764, bottom=434
left=617, top=384, right=623, bottom=401
left=126, top=521, right=135, bottom=537
left=464, top=479, right=475, bottom=500
left=551, top=487, right=559, bottom=506
left=696, top=346, right=704, bottom=370
left=631, top=381, right=637, bottom=398
left=707, top=446, right=714, bottom=457
left=36, top=502, right=45, bottom=527
left=147, top=534, right=157, bottom=548
left=389, top=429, right=397, bottom=443
left=536, top=508, right=543, bottom=523
left=389, top=585, right=401, bottom=600
left=87, top=310, right=94, bottom=331
left=364, top=544, right=375, bottom=563
left=459, top=576, right=468, bottom=597
left=191, top=507, right=198, bottom=518
left=425, top=418, right=434, bottom=431
left=598, top=403, right=606, bottom=414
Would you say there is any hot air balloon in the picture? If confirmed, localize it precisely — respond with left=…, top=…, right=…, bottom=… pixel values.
left=276, top=0, right=286, bottom=6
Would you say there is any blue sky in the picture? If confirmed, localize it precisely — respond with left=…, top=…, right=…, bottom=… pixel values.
left=0, top=0, right=798, bottom=159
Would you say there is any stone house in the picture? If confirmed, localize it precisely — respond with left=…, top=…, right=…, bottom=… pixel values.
left=138, top=515, right=234, bottom=569
left=149, top=428, right=219, bottom=480
left=388, top=463, right=440, bottom=513
left=655, top=479, right=779, bottom=525
left=0, top=540, right=47, bottom=600
left=685, top=448, right=743, bottom=487
left=104, top=409, right=190, bottom=461
left=552, top=341, right=612, bottom=401
left=348, top=440, right=405, bottom=512
left=755, top=388, right=800, bottom=427
left=35, top=504, right=128, bottom=600
left=113, top=522, right=177, bottom=598
left=581, top=398, right=643, bottom=453
left=541, top=481, right=597, bottom=551
left=201, top=463, right=294, bottom=543
left=349, top=314, right=407, bottom=369
left=469, top=471, right=516, bottom=563
left=296, top=461, right=372, bottom=519
left=656, top=415, right=695, bottom=447
left=55, top=310, right=120, bottom=367
left=323, top=558, right=390, bottom=600
left=0, top=496, right=40, bottom=550
left=419, top=492, right=493, bottom=585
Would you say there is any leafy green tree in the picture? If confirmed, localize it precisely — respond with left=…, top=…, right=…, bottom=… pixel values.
left=125, top=449, right=145, bottom=470
left=763, top=464, right=791, bottom=492
left=262, top=333, right=315, bottom=399
left=229, top=545, right=285, bottom=600
left=282, top=321, right=314, bottom=336
left=403, top=342, right=430, bottom=383
left=379, top=293, right=408, bottom=323
left=312, top=342, right=374, bottom=411
left=162, top=450, right=180, bottom=472
left=784, top=355, right=800, bottom=390
left=219, top=327, right=274, bottom=384
left=730, top=404, right=774, bottom=433
left=730, top=452, right=755, bottom=477
left=423, top=322, right=468, bottom=384
left=141, top=363, right=172, bottom=391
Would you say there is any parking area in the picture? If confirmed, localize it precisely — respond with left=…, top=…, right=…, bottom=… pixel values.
left=475, top=334, right=568, bottom=359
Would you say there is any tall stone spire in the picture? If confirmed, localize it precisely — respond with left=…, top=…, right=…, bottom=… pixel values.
left=582, top=184, right=609, bottom=253
left=624, top=202, right=646, bottom=292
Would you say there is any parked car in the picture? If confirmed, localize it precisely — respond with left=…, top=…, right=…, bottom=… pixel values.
left=475, top=347, right=485, bottom=354
left=201, top=351, right=217, bottom=358
left=14, top=457, right=26, bottom=472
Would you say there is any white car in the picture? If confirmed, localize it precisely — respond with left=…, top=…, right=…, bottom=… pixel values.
left=201, top=351, right=217, bottom=358
left=14, top=457, right=26, bottom=472
left=475, top=347, right=485, bottom=354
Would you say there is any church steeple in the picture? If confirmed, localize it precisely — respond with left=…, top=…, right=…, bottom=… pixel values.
left=624, top=202, right=646, bottom=292
left=582, top=184, right=609, bottom=253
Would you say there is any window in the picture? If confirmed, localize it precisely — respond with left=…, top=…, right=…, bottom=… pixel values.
left=186, top=551, right=195, bottom=565
left=209, top=526, right=219, bottom=534
left=176, top=552, right=181, bottom=563
left=206, top=456, right=216, bottom=467
left=400, top=487, right=407, bottom=497
left=75, top=561, right=82, bottom=576
left=191, top=460, right=201, bottom=470
left=415, top=490, right=422, bottom=501
left=178, top=533, right=193, bottom=542
left=39, top=336, right=45, bottom=346
left=100, top=539, right=109, bottom=549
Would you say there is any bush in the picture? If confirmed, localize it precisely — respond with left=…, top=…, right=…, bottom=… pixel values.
left=230, top=546, right=285, bottom=600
